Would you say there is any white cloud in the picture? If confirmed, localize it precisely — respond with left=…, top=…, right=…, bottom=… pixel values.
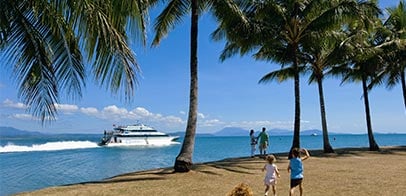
left=78, top=105, right=185, bottom=128
left=132, top=107, right=152, bottom=118
left=2, top=100, right=302, bottom=133
left=54, top=103, right=78, bottom=113
left=103, top=105, right=129, bottom=115
left=80, top=107, right=99, bottom=115
left=164, top=115, right=184, bottom=124
left=2, top=99, right=27, bottom=109
left=199, top=119, right=224, bottom=127
left=12, top=113, right=33, bottom=120
left=198, top=113, right=205, bottom=119
left=223, top=120, right=294, bottom=130
left=6, top=113, right=56, bottom=121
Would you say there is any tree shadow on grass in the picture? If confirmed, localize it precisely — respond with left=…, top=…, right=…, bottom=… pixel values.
left=63, top=146, right=405, bottom=186
left=63, top=168, right=176, bottom=186
left=192, top=157, right=270, bottom=175
left=307, top=146, right=406, bottom=158
left=69, top=177, right=167, bottom=186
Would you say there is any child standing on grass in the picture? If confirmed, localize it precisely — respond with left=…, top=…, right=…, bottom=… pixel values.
left=288, top=148, right=310, bottom=196
left=262, top=155, right=280, bottom=196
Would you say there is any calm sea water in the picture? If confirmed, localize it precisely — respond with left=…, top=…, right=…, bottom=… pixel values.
left=0, top=133, right=405, bottom=196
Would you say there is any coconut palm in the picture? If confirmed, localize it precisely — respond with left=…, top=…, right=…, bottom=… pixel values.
left=330, top=13, right=384, bottom=151
left=0, top=0, right=155, bottom=122
left=331, top=57, right=381, bottom=151
left=301, top=32, right=349, bottom=153
left=371, top=0, right=406, bottom=109
left=152, top=0, right=201, bottom=173
left=152, top=0, right=245, bottom=172
left=213, top=0, right=376, bottom=155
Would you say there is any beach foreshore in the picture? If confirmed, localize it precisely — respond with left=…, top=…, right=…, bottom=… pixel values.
left=16, top=146, right=406, bottom=196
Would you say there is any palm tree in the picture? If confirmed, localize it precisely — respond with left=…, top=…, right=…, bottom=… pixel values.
left=302, top=32, right=349, bottom=153
left=213, top=0, right=373, bottom=155
left=331, top=13, right=384, bottom=151
left=331, top=59, right=381, bottom=151
left=0, top=0, right=155, bottom=122
left=371, top=0, right=406, bottom=109
left=152, top=0, right=247, bottom=172
left=152, top=0, right=200, bottom=173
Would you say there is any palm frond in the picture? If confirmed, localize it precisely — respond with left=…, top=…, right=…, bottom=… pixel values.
left=152, top=0, right=190, bottom=46
left=259, top=67, right=297, bottom=84
left=1, top=0, right=147, bottom=122
left=5, top=1, right=58, bottom=122
left=33, top=0, right=86, bottom=101
left=69, top=0, right=139, bottom=101
left=259, top=65, right=306, bottom=84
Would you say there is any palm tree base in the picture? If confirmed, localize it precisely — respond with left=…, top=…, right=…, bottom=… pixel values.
left=174, top=159, right=192, bottom=172
left=323, top=144, right=335, bottom=153
left=369, top=143, right=380, bottom=151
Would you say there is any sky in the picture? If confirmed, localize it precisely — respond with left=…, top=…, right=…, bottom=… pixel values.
left=0, top=0, right=404, bottom=134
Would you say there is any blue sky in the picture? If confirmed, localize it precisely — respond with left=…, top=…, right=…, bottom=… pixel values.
left=0, top=0, right=404, bottom=134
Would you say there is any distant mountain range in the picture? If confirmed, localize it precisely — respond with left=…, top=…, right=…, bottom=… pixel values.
left=0, top=126, right=353, bottom=138
left=172, top=127, right=330, bottom=137
left=0, top=126, right=44, bottom=137
left=211, top=127, right=325, bottom=136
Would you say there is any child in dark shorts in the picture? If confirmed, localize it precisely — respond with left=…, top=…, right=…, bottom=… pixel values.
left=288, top=148, right=310, bottom=196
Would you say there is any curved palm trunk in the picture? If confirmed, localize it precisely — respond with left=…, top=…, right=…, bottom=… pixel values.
left=361, top=75, right=379, bottom=151
left=317, top=78, right=334, bottom=153
left=174, top=0, right=199, bottom=172
left=401, top=70, right=406, bottom=110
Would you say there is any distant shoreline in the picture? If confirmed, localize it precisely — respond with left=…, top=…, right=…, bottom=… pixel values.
left=2, top=126, right=405, bottom=137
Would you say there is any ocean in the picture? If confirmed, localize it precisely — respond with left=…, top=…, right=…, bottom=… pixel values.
left=0, top=133, right=405, bottom=196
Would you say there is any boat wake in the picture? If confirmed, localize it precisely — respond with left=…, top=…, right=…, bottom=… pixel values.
left=0, top=141, right=99, bottom=153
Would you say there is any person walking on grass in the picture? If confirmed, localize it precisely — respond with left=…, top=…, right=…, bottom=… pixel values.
left=262, top=155, right=280, bottom=196
left=288, top=148, right=310, bottom=196
left=257, top=127, right=269, bottom=157
left=250, top=129, right=257, bottom=157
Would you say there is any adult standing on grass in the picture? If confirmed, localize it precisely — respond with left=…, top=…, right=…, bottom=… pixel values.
left=257, top=127, right=269, bottom=157
left=250, top=129, right=257, bottom=157
left=288, top=148, right=310, bottom=196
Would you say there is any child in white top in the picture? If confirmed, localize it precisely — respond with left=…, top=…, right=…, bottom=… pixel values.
left=262, top=155, right=280, bottom=196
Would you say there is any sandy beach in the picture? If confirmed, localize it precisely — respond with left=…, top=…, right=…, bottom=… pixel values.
left=16, top=146, right=406, bottom=196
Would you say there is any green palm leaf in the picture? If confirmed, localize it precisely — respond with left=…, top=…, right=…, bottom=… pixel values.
left=1, top=0, right=153, bottom=121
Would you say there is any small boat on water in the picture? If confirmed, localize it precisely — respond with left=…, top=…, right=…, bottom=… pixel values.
left=98, top=123, right=179, bottom=146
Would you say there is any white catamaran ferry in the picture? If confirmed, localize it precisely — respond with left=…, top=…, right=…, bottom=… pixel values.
left=98, top=123, right=179, bottom=146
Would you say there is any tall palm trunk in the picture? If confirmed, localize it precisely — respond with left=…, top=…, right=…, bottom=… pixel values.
left=361, top=75, right=379, bottom=151
left=289, top=50, right=301, bottom=158
left=289, top=3, right=302, bottom=158
left=317, top=77, right=334, bottom=153
left=401, top=71, right=406, bottom=110
left=174, top=0, right=199, bottom=172
left=292, top=69, right=301, bottom=149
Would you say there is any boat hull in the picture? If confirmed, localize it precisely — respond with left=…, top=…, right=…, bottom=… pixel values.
left=102, top=135, right=179, bottom=146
